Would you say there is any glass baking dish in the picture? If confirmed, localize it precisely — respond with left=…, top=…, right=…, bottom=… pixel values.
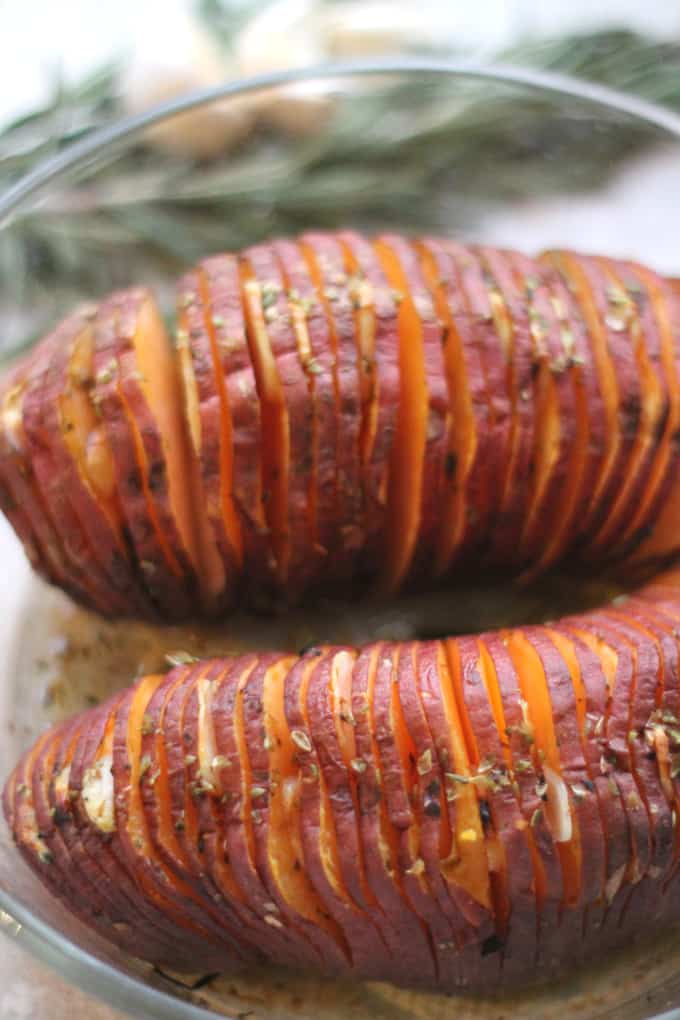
left=2, top=59, right=680, bottom=1020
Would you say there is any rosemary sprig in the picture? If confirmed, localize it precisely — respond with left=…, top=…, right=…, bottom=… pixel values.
left=2, top=26, right=680, bottom=360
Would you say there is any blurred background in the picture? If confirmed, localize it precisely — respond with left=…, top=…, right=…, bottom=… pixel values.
left=3, top=0, right=680, bottom=363
left=3, top=1, right=680, bottom=1017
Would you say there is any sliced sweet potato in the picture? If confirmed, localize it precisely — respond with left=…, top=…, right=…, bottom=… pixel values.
left=191, top=661, right=294, bottom=962
left=67, top=693, right=195, bottom=959
left=474, top=247, right=535, bottom=564
left=604, top=601, right=680, bottom=871
left=111, top=673, right=240, bottom=964
left=33, top=714, right=186, bottom=963
left=200, top=255, right=276, bottom=601
left=479, top=632, right=564, bottom=967
left=351, top=642, right=438, bottom=985
left=524, top=628, right=611, bottom=953
left=584, top=260, right=668, bottom=558
left=371, top=237, right=428, bottom=593
left=20, top=312, right=123, bottom=614
left=235, top=652, right=329, bottom=970
left=541, top=251, right=641, bottom=548
left=545, top=626, right=629, bottom=932
left=239, top=255, right=290, bottom=593
left=393, top=643, right=484, bottom=980
left=337, top=231, right=400, bottom=586
left=304, top=646, right=398, bottom=962
left=507, top=258, right=578, bottom=573
left=372, top=642, right=460, bottom=980
left=0, top=336, right=84, bottom=597
left=453, top=634, right=537, bottom=980
left=49, top=309, right=156, bottom=616
left=241, top=245, right=317, bottom=599
left=585, top=615, right=672, bottom=938
left=299, top=232, right=364, bottom=582
left=284, top=647, right=392, bottom=980
left=503, top=631, right=582, bottom=909
left=249, top=652, right=351, bottom=972
left=559, top=619, right=651, bottom=912
left=382, top=237, right=448, bottom=584
left=91, top=293, right=194, bottom=619
left=596, top=614, right=674, bottom=885
left=425, top=640, right=493, bottom=918
left=211, top=654, right=306, bottom=969
left=116, top=289, right=207, bottom=609
left=525, top=262, right=607, bottom=574
left=10, top=733, right=87, bottom=921
left=141, top=662, right=255, bottom=952
left=175, top=272, right=236, bottom=610
left=415, top=239, right=492, bottom=574
left=619, top=269, right=680, bottom=566
left=414, top=643, right=495, bottom=939
left=273, top=239, right=336, bottom=581
left=444, top=242, right=512, bottom=562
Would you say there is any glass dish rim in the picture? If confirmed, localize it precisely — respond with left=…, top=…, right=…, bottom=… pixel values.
left=3, top=56, right=680, bottom=1020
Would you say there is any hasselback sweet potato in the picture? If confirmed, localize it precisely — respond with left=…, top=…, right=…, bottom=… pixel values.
left=9, top=230, right=680, bottom=993
left=9, top=568, right=680, bottom=989
left=4, top=231, right=680, bottom=614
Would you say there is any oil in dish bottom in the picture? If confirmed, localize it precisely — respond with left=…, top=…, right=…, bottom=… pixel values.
left=5, top=573, right=680, bottom=1020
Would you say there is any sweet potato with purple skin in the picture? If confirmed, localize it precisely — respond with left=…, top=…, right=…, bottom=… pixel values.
left=372, top=643, right=461, bottom=980
left=283, top=647, right=393, bottom=980
left=508, top=257, right=578, bottom=572
left=175, top=272, right=235, bottom=612
left=474, top=246, right=535, bottom=565
left=444, top=242, right=512, bottom=563
left=199, top=255, right=276, bottom=602
left=0, top=332, right=89, bottom=599
left=524, top=262, right=608, bottom=575
left=91, top=293, right=193, bottom=619
left=300, top=232, right=364, bottom=584
left=21, top=311, right=123, bottom=613
left=417, top=238, right=494, bottom=572
left=10, top=571, right=680, bottom=987
left=7, top=233, right=680, bottom=614
left=336, top=231, right=401, bottom=588
left=11, top=232, right=680, bottom=990
left=273, top=239, right=337, bottom=583
left=115, top=291, right=205, bottom=609
left=542, top=252, right=642, bottom=551
left=351, top=642, right=439, bottom=987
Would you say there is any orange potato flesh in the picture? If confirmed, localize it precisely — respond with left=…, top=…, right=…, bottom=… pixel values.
left=447, top=639, right=508, bottom=928
left=62, top=324, right=119, bottom=514
left=175, top=295, right=228, bottom=601
left=389, top=651, right=429, bottom=892
left=340, top=240, right=377, bottom=471
left=117, top=378, right=183, bottom=577
left=131, top=295, right=214, bottom=599
left=624, top=270, right=680, bottom=563
left=526, top=279, right=592, bottom=575
left=261, top=656, right=348, bottom=955
left=476, top=642, right=546, bottom=907
left=504, top=632, right=581, bottom=905
left=541, top=252, right=620, bottom=538
left=587, top=264, right=664, bottom=553
left=198, top=268, right=244, bottom=566
left=372, top=239, right=427, bottom=593
left=441, top=641, right=492, bottom=910
left=417, top=243, right=477, bottom=576
left=123, top=673, right=226, bottom=939
left=329, top=650, right=379, bottom=908
left=239, top=263, right=288, bottom=585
